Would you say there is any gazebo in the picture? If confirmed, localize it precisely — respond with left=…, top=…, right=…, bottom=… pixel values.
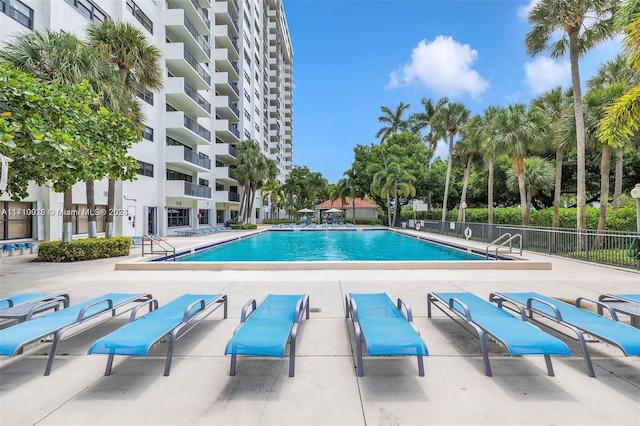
left=314, top=197, right=379, bottom=222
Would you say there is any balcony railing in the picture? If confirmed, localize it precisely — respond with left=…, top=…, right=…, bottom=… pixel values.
left=184, top=181, right=211, bottom=198
left=228, top=123, right=240, bottom=138
left=228, top=78, right=239, bottom=95
left=228, top=192, right=240, bottom=202
left=183, top=13, right=211, bottom=57
left=228, top=101, right=239, bottom=117
left=228, top=144, right=237, bottom=157
left=190, top=0, right=210, bottom=28
left=184, top=114, right=211, bottom=141
left=183, top=147, right=211, bottom=169
left=183, top=81, right=211, bottom=113
left=184, top=47, right=211, bottom=85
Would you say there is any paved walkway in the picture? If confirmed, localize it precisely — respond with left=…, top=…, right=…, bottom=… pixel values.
left=0, top=231, right=639, bottom=425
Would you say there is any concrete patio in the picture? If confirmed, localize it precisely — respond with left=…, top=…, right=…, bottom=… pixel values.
left=0, top=230, right=639, bottom=425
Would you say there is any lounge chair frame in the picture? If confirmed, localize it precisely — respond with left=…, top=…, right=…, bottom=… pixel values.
left=490, top=292, right=640, bottom=377
left=427, top=292, right=570, bottom=377
left=0, top=292, right=70, bottom=324
left=228, top=294, right=310, bottom=377
left=345, top=293, right=426, bottom=377
left=94, top=294, right=227, bottom=376
left=0, top=293, right=153, bottom=376
left=597, top=294, right=640, bottom=328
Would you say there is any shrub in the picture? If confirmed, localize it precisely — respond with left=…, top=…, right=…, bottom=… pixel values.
left=229, top=223, right=258, bottom=230
left=37, top=237, right=131, bottom=262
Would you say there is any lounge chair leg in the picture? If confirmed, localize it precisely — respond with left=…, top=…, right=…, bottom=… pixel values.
left=44, top=332, right=63, bottom=376
left=417, top=355, right=425, bottom=377
left=544, top=355, right=554, bottom=376
left=105, top=354, right=115, bottom=376
left=575, top=331, right=596, bottom=377
left=289, top=338, right=296, bottom=377
left=355, top=332, right=364, bottom=377
left=230, top=354, right=237, bottom=376
left=478, top=332, right=492, bottom=377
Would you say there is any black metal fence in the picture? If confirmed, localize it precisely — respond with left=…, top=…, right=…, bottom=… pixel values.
left=408, top=219, right=640, bottom=271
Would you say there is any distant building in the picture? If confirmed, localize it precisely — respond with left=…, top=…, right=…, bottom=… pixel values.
left=315, top=198, right=379, bottom=221
left=0, top=0, right=293, bottom=241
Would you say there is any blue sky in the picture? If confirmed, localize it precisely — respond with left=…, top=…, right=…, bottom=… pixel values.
left=282, top=0, right=622, bottom=183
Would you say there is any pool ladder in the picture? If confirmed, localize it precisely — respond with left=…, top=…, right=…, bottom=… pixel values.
left=141, top=234, right=176, bottom=261
left=485, top=233, right=522, bottom=260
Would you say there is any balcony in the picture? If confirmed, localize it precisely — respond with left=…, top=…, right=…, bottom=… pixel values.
left=166, top=180, right=212, bottom=199
left=215, top=142, right=237, bottom=161
left=165, top=9, right=211, bottom=61
left=166, top=111, right=211, bottom=145
left=166, top=145, right=211, bottom=172
left=167, top=0, right=210, bottom=33
left=213, top=1, right=239, bottom=35
left=213, top=48, right=239, bottom=78
left=165, top=77, right=211, bottom=118
left=215, top=190, right=240, bottom=203
left=213, top=95, right=239, bottom=120
left=165, top=43, right=211, bottom=90
left=213, top=25, right=239, bottom=58
left=214, top=119, right=240, bottom=142
left=214, top=166, right=237, bottom=183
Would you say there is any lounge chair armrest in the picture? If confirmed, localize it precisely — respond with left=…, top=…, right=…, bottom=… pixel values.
left=24, top=297, right=69, bottom=321
left=397, top=298, right=414, bottom=322
left=575, top=297, right=619, bottom=321
left=240, top=299, right=257, bottom=323
left=0, top=297, right=15, bottom=308
left=76, top=298, right=114, bottom=322
left=448, top=297, right=473, bottom=322
left=348, top=297, right=360, bottom=323
left=128, top=299, right=159, bottom=322
left=294, top=295, right=310, bottom=323
left=526, top=297, right=563, bottom=322
left=183, top=299, right=206, bottom=322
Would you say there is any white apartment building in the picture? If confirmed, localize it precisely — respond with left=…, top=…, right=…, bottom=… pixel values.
left=0, top=0, right=293, bottom=241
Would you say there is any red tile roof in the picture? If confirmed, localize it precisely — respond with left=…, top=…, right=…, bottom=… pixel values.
left=315, top=197, right=379, bottom=209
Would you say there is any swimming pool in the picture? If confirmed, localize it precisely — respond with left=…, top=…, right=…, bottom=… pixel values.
left=175, top=229, right=485, bottom=262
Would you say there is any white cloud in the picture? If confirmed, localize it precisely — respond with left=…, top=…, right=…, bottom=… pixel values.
left=387, top=36, right=489, bottom=99
left=524, top=57, right=570, bottom=94
left=517, top=0, right=538, bottom=19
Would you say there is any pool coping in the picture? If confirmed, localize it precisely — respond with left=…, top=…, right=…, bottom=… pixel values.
left=115, top=228, right=552, bottom=271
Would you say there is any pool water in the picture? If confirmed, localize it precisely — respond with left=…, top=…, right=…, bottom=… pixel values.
left=176, top=230, right=485, bottom=262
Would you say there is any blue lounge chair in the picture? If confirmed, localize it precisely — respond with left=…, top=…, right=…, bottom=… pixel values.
left=0, top=292, right=152, bottom=375
left=490, top=292, right=640, bottom=377
left=0, top=292, right=70, bottom=323
left=427, top=292, right=571, bottom=376
left=88, top=294, right=227, bottom=376
left=345, top=293, right=428, bottom=377
left=225, top=294, right=309, bottom=377
left=597, top=294, right=640, bottom=328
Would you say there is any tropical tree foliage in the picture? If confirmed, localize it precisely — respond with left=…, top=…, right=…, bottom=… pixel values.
left=235, top=139, right=278, bottom=224
left=375, top=102, right=411, bottom=141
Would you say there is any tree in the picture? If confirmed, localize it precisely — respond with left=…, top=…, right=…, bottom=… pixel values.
left=0, top=30, right=130, bottom=241
left=332, top=168, right=359, bottom=224
left=431, top=101, right=470, bottom=223
left=375, top=101, right=411, bottom=142
left=87, top=19, right=163, bottom=237
left=488, top=104, right=550, bottom=225
left=506, top=156, right=555, bottom=212
left=531, top=87, right=574, bottom=227
left=235, top=139, right=263, bottom=224
left=408, top=97, right=449, bottom=150
left=456, top=115, right=485, bottom=221
left=478, top=106, right=503, bottom=224
left=526, top=0, right=620, bottom=230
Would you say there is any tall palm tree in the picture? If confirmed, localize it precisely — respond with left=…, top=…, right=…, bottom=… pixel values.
left=525, top=0, right=620, bottom=230
left=505, top=156, right=555, bottom=212
left=531, top=87, right=574, bottom=228
left=409, top=97, right=449, bottom=150
left=589, top=54, right=640, bottom=209
left=431, top=101, right=470, bottom=223
left=375, top=101, right=411, bottom=142
left=456, top=115, right=484, bottom=222
left=235, top=139, right=263, bottom=224
left=367, top=150, right=416, bottom=227
left=478, top=106, right=503, bottom=225
left=489, top=104, right=550, bottom=225
left=332, top=168, right=358, bottom=224
left=87, top=19, right=163, bottom=237
left=0, top=29, right=122, bottom=242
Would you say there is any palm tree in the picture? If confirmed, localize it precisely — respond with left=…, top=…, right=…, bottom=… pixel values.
left=506, top=156, right=555, bottom=212
left=332, top=168, right=358, bottom=224
left=525, top=0, right=620, bottom=230
left=409, top=97, right=449, bottom=150
left=489, top=104, right=550, bottom=225
left=0, top=29, right=122, bottom=242
left=456, top=115, right=485, bottom=222
left=589, top=54, right=640, bottom=209
left=87, top=19, right=163, bottom=237
left=431, top=101, right=470, bottom=223
left=478, top=106, right=503, bottom=225
left=235, top=139, right=263, bottom=224
left=375, top=102, right=411, bottom=142
left=531, top=87, right=574, bottom=228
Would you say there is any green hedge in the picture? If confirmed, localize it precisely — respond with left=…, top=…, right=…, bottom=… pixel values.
left=229, top=223, right=258, bottom=230
left=401, top=206, right=637, bottom=231
left=37, top=237, right=131, bottom=262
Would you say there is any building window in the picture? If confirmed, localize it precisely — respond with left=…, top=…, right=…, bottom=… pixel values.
left=243, top=109, right=250, bottom=120
left=167, top=208, right=190, bottom=227
left=142, top=126, right=154, bottom=141
left=73, top=203, right=107, bottom=235
left=126, top=0, right=153, bottom=34
left=136, top=160, right=154, bottom=177
left=166, top=169, right=192, bottom=182
left=243, top=90, right=250, bottom=102
left=135, top=87, right=154, bottom=105
left=2, top=0, right=34, bottom=29
left=244, top=129, right=251, bottom=139
left=244, top=70, right=251, bottom=83
left=198, top=209, right=210, bottom=225
left=64, top=0, right=106, bottom=22
left=0, top=201, right=32, bottom=240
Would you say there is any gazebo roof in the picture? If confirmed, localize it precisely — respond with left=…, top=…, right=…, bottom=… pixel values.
left=315, top=197, right=379, bottom=209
